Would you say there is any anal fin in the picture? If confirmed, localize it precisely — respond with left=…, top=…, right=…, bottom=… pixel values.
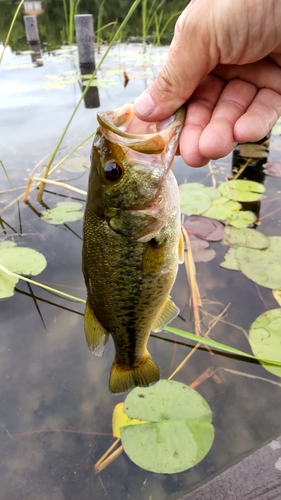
left=84, top=299, right=109, bottom=357
left=151, top=297, right=179, bottom=333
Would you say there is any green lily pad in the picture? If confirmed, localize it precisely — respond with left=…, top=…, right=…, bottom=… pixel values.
left=120, top=380, right=214, bottom=474
left=223, top=227, right=269, bottom=249
left=219, top=180, right=265, bottom=202
left=0, top=242, right=47, bottom=298
left=273, top=290, right=281, bottom=307
left=272, top=120, right=281, bottom=135
left=227, top=210, right=256, bottom=228
left=236, top=236, right=281, bottom=289
left=179, top=183, right=213, bottom=216
left=41, top=201, right=83, bottom=224
left=220, top=248, right=239, bottom=270
left=249, top=309, right=281, bottom=377
left=60, top=156, right=89, bottom=173
left=235, top=143, right=268, bottom=158
left=42, top=82, right=66, bottom=90
left=203, top=198, right=241, bottom=221
left=82, top=78, right=117, bottom=88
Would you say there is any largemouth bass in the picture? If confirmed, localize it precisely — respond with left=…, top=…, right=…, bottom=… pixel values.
left=82, top=103, right=185, bottom=393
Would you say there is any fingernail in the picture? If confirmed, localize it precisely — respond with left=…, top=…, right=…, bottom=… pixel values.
left=134, top=91, right=155, bottom=117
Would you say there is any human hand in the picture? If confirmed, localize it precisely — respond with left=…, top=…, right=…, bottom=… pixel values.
left=133, top=0, right=281, bottom=167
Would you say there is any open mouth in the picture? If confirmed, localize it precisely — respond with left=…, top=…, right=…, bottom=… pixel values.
left=96, top=103, right=185, bottom=155
left=113, top=104, right=174, bottom=135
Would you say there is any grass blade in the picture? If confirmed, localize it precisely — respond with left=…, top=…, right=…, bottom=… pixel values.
left=0, top=0, right=26, bottom=65
left=37, top=0, right=143, bottom=201
left=165, top=325, right=281, bottom=368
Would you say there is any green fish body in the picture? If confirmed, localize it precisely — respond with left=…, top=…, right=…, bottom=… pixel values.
left=82, top=103, right=185, bottom=393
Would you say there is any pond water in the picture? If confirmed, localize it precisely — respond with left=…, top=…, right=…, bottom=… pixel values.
left=1, top=13, right=281, bottom=500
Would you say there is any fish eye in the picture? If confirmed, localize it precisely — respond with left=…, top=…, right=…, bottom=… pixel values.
left=104, top=160, right=123, bottom=182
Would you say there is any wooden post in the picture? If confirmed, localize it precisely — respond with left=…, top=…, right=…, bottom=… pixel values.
left=75, top=14, right=96, bottom=66
left=24, top=15, right=40, bottom=43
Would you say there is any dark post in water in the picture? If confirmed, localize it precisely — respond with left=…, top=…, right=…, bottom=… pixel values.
left=23, top=15, right=40, bottom=43
left=23, top=15, right=43, bottom=67
left=75, top=14, right=96, bottom=66
left=75, top=14, right=100, bottom=109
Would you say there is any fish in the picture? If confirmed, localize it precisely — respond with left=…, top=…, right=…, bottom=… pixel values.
left=82, top=102, right=186, bottom=393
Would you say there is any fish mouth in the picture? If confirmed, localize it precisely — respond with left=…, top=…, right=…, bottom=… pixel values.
left=97, top=103, right=186, bottom=155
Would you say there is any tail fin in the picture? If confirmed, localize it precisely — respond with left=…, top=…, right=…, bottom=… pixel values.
left=109, top=353, right=160, bottom=394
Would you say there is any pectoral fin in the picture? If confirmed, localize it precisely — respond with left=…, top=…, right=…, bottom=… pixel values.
left=151, top=297, right=179, bottom=333
left=178, top=231, right=185, bottom=264
left=84, top=299, right=109, bottom=357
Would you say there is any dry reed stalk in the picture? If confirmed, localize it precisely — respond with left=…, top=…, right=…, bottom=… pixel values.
left=23, top=177, right=87, bottom=202
left=94, top=438, right=123, bottom=473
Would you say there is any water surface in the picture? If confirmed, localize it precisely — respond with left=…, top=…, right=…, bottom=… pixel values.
left=1, top=29, right=281, bottom=500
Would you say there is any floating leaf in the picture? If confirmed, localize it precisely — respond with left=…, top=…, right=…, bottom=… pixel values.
left=223, top=227, right=269, bottom=249
left=41, top=201, right=83, bottom=224
left=227, top=210, right=256, bottom=229
left=203, top=198, right=241, bottom=221
left=120, top=380, right=214, bottom=474
left=249, top=309, right=281, bottom=377
left=236, top=236, right=281, bottom=289
left=184, top=216, right=224, bottom=241
left=273, top=290, right=281, bottom=307
left=263, top=162, right=281, bottom=177
left=0, top=273, right=19, bottom=299
left=62, top=76, right=80, bottom=84
left=45, top=74, right=60, bottom=80
left=220, top=248, right=239, bottom=270
left=60, top=156, right=89, bottom=173
left=271, top=120, right=281, bottom=135
left=189, top=238, right=216, bottom=263
left=219, top=180, right=265, bottom=202
left=0, top=243, right=47, bottom=299
left=179, top=183, right=213, bottom=216
left=42, top=82, right=66, bottom=90
left=82, top=78, right=117, bottom=88
left=112, top=402, right=149, bottom=439
left=235, top=143, right=268, bottom=158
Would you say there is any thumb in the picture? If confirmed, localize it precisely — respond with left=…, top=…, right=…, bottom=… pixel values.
left=133, top=0, right=219, bottom=121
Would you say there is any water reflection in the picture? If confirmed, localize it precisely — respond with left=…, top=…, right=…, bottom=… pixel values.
left=80, top=64, right=100, bottom=109
left=231, top=132, right=271, bottom=220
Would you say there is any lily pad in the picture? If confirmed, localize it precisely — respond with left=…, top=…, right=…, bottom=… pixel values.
left=219, top=179, right=265, bottom=202
left=112, top=402, right=149, bottom=439
left=273, top=290, right=281, bottom=307
left=272, top=120, right=281, bottom=135
left=184, top=216, right=224, bottom=241
left=227, top=210, right=256, bottom=229
left=189, top=238, right=216, bottom=263
left=249, top=309, right=281, bottom=377
left=41, top=201, right=83, bottom=224
left=220, top=248, right=239, bottom=271
left=120, top=380, right=214, bottom=474
left=236, top=236, right=281, bottom=289
left=0, top=242, right=47, bottom=298
left=42, top=82, right=66, bottom=90
left=263, top=162, right=281, bottom=177
left=82, top=78, right=117, bottom=88
left=235, top=143, right=268, bottom=158
left=223, top=227, right=269, bottom=249
left=203, top=198, right=241, bottom=221
left=179, top=183, right=213, bottom=216
left=60, top=156, right=89, bottom=173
